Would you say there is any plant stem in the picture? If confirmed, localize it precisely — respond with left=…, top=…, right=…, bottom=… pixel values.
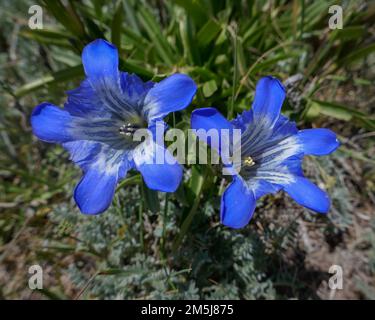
left=161, top=192, right=169, bottom=259
left=139, top=183, right=145, bottom=251
left=172, top=168, right=207, bottom=254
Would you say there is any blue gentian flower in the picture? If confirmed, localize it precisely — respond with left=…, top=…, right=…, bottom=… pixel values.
left=31, top=39, right=197, bottom=214
left=191, top=76, right=339, bottom=229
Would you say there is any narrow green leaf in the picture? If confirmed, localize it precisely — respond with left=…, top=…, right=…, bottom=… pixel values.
left=178, top=12, right=200, bottom=65
left=174, top=0, right=207, bottom=25
left=308, top=100, right=375, bottom=129
left=250, top=53, right=299, bottom=74
left=120, top=59, right=154, bottom=80
left=339, top=43, right=375, bottom=65
left=19, top=28, right=72, bottom=48
left=330, top=26, right=365, bottom=42
left=98, top=268, right=146, bottom=276
left=83, top=16, right=106, bottom=40
left=123, top=0, right=141, bottom=35
left=137, top=7, right=175, bottom=65
left=122, top=26, right=149, bottom=50
left=174, top=183, right=188, bottom=207
left=142, top=180, right=160, bottom=214
left=111, top=0, right=124, bottom=48
left=42, top=0, right=86, bottom=39
left=14, top=65, right=84, bottom=97
left=197, top=19, right=222, bottom=47
left=38, top=288, right=66, bottom=300
left=311, top=100, right=364, bottom=120
left=187, top=165, right=205, bottom=199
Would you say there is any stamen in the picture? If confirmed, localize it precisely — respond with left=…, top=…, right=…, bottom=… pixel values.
left=119, top=123, right=141, bottom=137
left=243, top=156, right=255, bottom=167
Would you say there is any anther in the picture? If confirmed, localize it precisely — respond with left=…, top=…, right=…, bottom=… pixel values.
left=119, top=123, right=143, bottom=137
left=243, top=156, right=255, bottom=167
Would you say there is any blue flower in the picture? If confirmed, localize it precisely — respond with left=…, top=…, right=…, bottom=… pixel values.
left=191, top=76, right=339, bottom=229
left=31, top=39, right=197, bottom=215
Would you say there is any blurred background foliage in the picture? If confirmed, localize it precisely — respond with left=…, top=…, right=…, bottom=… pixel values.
left=0, top=0, right=374, bottom=299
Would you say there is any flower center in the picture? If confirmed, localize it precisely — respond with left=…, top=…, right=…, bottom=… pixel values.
left=243, top=156, right=255, bottom=167
left=118, top=123, right=143, bottom=137
left=118, top=115, right=147, bottom=141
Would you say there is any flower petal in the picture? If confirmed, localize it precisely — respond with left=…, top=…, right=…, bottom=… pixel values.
left=31, top=101, right=128, bottom=152
left=31, top=102, right=74, bottom=143
left=191, top=107, right=233, bottom=132
left=283, top=176, right=330, bottom=213
left=231, top=110, right=254, bottom=131
left=248, top=180, right=281, bottom=199
left=82, top=39, right=119, bottom=82
left=72, top=143, right=130, bottom=214
left=298, top=128, right=340, bottom=156
left=191, top=107, right=234, bottom=152
left=74, top=168, right=118, bottom=215
left=272, top=114, right=298, bottom=138
left=63, top=140, right=102, bottom=171
left=144, top=73, right=197, bottom=121
left=251, top=135, right=301, bottom=173
left=252, top=76, right=286, bottom=127
left=121, top=72, right=154, bottom=107
left=82, top=40, right=139, bottom=118
left=133, top=139, right=182, bottom=192
left=221, top=177, right=256, bottom=229
left=65, top=79, right=111, bottom=117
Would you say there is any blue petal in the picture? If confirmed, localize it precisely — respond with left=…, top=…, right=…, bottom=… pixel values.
left=251, top=135, right=302, bottom=173
left=221, top=177, right=256, bottom=229
left=74, top=168, right=118, bottom=215
left=66, top=73, right=150, bottom=119
left=63, top=140, right=101, bottom=171
left=72, top=143, right=131, bottom=214
left=31, top=102, right=74, bottom=143
left=271, top=114, right=298, bottom=138
left=147, top=120, right=168, bottom=144
left=252, top=76, right=286, bottom=127
left=191, top=107, right=234, bottom=152
left=243, top=116, right=299, bottom=166
left=191, top=108, right=233, bottom=132
left=121, top=72, right=154, bottom=108
left=133, top=140, right=182, bottom=192
left=144, top=73, right=197, bottom=121
left=34, top=103, right=125, bottom=148
left=250, top=180, right=281, bottom=199
left=281, top=155, right=304, bottom=176
left=82, top=40, right=138, bottom=118
left=298, top=128, right=340, bottom=156
left=82, top=39, right=119, bottom=82
left=231, top=110, right=254, bottom=131
left=65, top=79, right=110, bottom=117
left=283, top=176, right=330, bottom=213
